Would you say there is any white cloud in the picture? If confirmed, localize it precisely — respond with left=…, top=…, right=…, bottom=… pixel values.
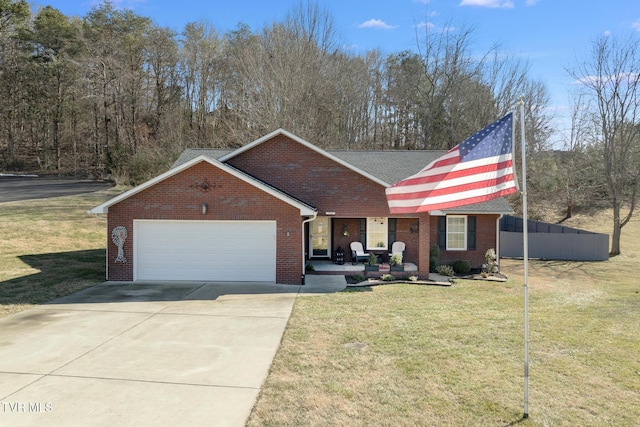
left=632, top=20, right=640, bottom=32
left=415, top=21, right=435, bottom=30
left=459, top=0, right=515, bottom=8
left=415, top=22, right=456, bottom=33
left=357, top=19, right=398, bottom=30
left=603, top=30, right=612, bottom=37
left=525, top=0, right=540, bottom=5
left=572, top=72, right=640, bottom=88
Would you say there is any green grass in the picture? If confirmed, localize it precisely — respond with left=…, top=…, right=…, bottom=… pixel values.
left=0, top=189, right=119, bottom=317
left=248, top=211, right=640, bottom=426
left=2, top=191, right=639, bottom=425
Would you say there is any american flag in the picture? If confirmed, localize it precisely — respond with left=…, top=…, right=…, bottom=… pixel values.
left=385, top=113, right=518, bottom=213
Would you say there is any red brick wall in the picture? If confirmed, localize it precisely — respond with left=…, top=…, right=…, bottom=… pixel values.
left=107, top=161, right=304, bottom=284
left=226, top=135, right=392, bottom=217
left=429, top=214, right=500, bottom=269
left=226, top=134, right=434, bottom=275
left=330, top=218, right=361, bottom=262
left=396, top=217, right=421, bottom=265
left=328, top=217, right=427, bottom=272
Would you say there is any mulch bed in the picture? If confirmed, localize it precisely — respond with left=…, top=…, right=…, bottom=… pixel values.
left=344, top=273, right=508, bottom=287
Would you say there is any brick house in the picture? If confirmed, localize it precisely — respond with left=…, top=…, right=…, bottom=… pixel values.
left=90, top=129, right=513, bottom=285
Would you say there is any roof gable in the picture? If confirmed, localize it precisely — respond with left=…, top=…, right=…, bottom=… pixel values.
left=89, top=155, right=316, bottom=215
left=218, top=129, right=389, bottom=187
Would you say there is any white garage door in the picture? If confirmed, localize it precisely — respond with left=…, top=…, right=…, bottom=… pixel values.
left=134, top=220, right=276, bottom=282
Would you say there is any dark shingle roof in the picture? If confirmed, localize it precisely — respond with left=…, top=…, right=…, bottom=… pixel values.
left=172, top=149, right=232, bottom=168
left=328, top=150, right=445, bottom=185
left=441, top=197, right=513, bottom=214
left=172, top=148, right=514, bottom=214
left=174, top=148, right=446, bottom=185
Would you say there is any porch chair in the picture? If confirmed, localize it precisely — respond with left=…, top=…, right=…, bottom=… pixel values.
left=391, top=241, right=406, bottom=260
left=350, top=241, right=370, bottom=264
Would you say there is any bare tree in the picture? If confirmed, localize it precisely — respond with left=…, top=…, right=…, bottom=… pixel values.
left=569, top=33, right=640, bottom=255
left=222, top=0, right=343, bottom=146
left=179, top=21, right=223, bottom=145
left=556, top=94, right=599, bottom=220
left=0, top=0, right=30, bottom=164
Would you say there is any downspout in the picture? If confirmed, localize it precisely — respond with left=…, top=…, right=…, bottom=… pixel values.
left=302, top=212, right=318, bottom=285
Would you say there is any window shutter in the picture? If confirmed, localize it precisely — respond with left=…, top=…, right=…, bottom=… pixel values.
left=359, top=219, right=367, bottom=245
left=468, top=216, right=476, bottom=250
left=388, top=218, right=397, bottom=246
left=437, top=217, right=446, bottom=250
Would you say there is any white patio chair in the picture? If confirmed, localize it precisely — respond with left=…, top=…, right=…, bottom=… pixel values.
left=350, top=241, right=370, bottom=264
left=391, top=241, right=405, bottom=260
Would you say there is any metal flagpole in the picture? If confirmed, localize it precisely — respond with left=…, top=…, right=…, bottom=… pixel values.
left=519, top=96, right=530, bottom=419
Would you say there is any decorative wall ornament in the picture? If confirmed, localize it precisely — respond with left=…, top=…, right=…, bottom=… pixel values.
left=111, top=226, right=128, bottom=263
left=190, top=178, right=220, bottom=192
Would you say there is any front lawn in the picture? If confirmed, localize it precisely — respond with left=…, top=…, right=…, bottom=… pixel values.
left=0, top=189, right=118, bottom=318
left=248, top=211, right=640, bottom=426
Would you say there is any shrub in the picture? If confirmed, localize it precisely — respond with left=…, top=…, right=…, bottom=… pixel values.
left=430, top=245, right=441, bottom=272
left=390, top=253, right=403, bottom=266
left=380, top=274, right=395, bottom=281
left=435, top=265, right=455, bottom=277
left=351, top=274, right=366, bottom=283
left=305, top=264, right=315, bottom=271
left=452, top=260, right=471, bottom=275
left=485, top=248, right=499, bottom=273
left=368, top=253, right=379, bottom=265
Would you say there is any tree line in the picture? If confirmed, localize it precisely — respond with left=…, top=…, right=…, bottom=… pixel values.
left=1, top=0, right=638, bottom=254
left=0, top=1, right=549, bottom=181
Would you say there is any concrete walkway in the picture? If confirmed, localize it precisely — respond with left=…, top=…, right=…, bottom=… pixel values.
left=0, top=278, right=346, bottom=426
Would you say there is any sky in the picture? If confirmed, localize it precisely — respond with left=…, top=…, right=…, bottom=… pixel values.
left=31, top=0, right=640, bottom=147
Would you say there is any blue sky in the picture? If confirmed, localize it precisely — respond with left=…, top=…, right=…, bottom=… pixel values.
left=32, top=0, right=640, bottom=146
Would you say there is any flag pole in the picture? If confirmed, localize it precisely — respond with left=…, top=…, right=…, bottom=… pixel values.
left=519, top=96, right=530, bottom=419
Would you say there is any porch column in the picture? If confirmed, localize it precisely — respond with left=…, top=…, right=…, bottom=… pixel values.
left=417, top=214, right=431, bottom=274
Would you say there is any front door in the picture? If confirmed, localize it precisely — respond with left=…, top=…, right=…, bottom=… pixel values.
left=310, top=216, right=331, bottom=258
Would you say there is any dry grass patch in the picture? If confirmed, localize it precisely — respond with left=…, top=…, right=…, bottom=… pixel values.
left=248, top=211, right=640, bottom=426
left=0, top=189, right=119, bottom=318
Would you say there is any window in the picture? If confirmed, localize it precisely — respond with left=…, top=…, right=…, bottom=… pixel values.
left=447, top=216, right=467, bottom=250
left=438, top=215, right=477, bottom=251
left=366, top=217, right=388, bottom=250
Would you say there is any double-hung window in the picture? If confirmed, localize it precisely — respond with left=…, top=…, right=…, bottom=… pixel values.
left=438, top=215, right=476, bottom=251
left=366, top=217, right=388, bottom=250
left=446, top=216, right=467, bottom=250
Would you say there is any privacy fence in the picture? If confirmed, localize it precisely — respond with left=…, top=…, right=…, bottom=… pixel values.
left=499, top=215, right=609, bottom=261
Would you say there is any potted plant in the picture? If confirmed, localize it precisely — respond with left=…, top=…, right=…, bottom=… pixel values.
left=365, top=253, right=379, bottom=271
left=390, top=253, right=404, bottom=271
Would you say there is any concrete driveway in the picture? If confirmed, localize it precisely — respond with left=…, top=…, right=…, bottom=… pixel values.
left=0, top=277, right=345, bottom=426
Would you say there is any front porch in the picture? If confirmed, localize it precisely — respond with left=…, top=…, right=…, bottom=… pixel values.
left=306, top=260, right=418, bottom=275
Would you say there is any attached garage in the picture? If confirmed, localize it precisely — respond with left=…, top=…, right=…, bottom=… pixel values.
left=134, top=220, right=277, bottom=282
left=89, top=154, right=316, bottom=284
